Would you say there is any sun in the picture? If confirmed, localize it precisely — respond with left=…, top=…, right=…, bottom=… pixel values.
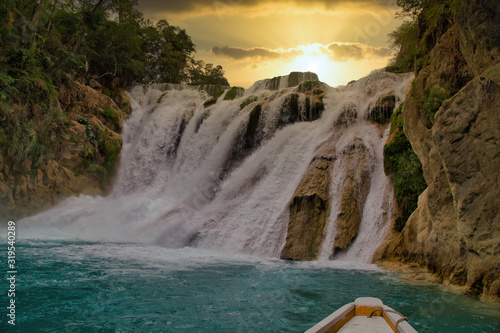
left=288, top=44, right=337, bottom=81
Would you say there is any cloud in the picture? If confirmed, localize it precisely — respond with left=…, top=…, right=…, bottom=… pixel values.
left=210, top=43, right=391, bottom=64
left=211, top=46, right=302, bottom=60
left=137, top=0, right=397, bottom=17
left=326, top=43, right=391, bottom=61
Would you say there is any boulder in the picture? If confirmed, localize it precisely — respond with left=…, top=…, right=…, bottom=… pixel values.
left=281, top=140, right=336, bottom=260
left=334, top=139, right=371, bottom=252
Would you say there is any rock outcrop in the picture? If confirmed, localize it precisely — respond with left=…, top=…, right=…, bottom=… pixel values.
left=265, top=72, right=319, bottom=91
left=0, top=81, right=128, bottom=221
left=367, top=94, right=396, bottom=125
left=334, top=139, right=371, bottom=252
left=281, top=136, right=374, bottom=260
left=376, top=0, right=500, bottom=303
left=281, top=140, right=336, bottom=260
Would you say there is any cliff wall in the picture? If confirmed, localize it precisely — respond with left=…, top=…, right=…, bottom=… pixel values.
left=376, top=0, right=500, bottom=303
left=0, top=81, right=130, bottom=221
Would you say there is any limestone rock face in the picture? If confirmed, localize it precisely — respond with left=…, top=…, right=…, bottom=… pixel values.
left=433, top=67, right=500, bottom=301
left=377, top=0, right=500, bottom=303
left=281, top=140, right=336, bottom=260
left=456, top=0, right=500, bottom=77
left=0, top=81, right=125, bottom=221
left=334, top=139, right=371, bottom=252
left=59, top=81, right=125, bottom=133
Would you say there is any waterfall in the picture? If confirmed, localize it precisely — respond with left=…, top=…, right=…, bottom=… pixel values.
left=20, top=70, right=413, bottom=262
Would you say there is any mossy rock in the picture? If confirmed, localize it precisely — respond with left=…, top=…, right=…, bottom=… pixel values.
left=223, top=87, right=244, bottom=101
left=86, top=163, right=108, bottom=178
left=367, top=94, right=396, bottom=125
left=203, top=89, right=225, bottom=108
left=297, top=80, right=324, bottom=95
left=240, top=95, right=258, bottom=110
left=335, top=104, right=358, bottom=127
left=288, top=72, right=319, bottom=87
left=383, top=103, right=427, bottom=232
left=101, top=108, right=117, bottom=120
left=97, top=130, right=122, bottom=172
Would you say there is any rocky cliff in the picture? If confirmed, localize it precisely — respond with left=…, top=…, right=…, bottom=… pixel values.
left=0, top=81, right=130, bottom=221
left=376, top=0, right=500, bottom=303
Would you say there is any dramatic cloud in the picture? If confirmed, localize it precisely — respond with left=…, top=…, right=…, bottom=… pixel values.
left=138, top=0, right=397, bottom=17
left=327, top=43, right=391, bottom=61
left=212, top=46, right=302, bottom=60
left=212, top=43, right=391, bottom=62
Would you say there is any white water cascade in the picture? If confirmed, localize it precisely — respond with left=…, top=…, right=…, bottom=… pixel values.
left=21, top=70, right=413, bottom=262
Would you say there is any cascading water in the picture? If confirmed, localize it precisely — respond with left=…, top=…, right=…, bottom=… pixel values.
left=21, top=70, right=414, bottom=262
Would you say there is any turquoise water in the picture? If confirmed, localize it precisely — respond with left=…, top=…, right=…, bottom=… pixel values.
left=2, top=240, right=500, bottom=332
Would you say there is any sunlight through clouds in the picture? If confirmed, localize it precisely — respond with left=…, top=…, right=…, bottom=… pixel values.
left=137, top=0, right=401, bottom=87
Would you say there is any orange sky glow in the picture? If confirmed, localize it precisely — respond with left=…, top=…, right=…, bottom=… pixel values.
left=137, top=0, right=403, bottom=88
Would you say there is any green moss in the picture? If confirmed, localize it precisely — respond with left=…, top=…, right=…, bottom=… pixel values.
left=412, top=83, right=450, bottom=128
left=223, top=86, right=244, bottom=101
left=203, top=89, right=225, bottom=108
left=203, top=97, right=217, bottom=108
left=239, top=95, right=258, bottom=110
left=157, top=92, right=167, bottom=104
left=81, top=145, right=94, bottom=160
left=421, top=88, right=448, bottom=125
left=97, top=131, right=122, bottom=172
left=213, top=89, right=224, bottom=99
left=100, top=107, right=117, bottom=119
left=102, top=88, right=112, bottom=97
left=297, top=80, right=323, bottom=94
left=390, top=103, right=404, bottom=133
left=86, top=163, right=108, bottom=178
left=383, top=103, right=427, bottom=232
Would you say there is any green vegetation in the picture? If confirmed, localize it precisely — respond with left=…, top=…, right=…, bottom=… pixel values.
left=417, top=85, right=449, bottom=127
left=188, top=61, right=229, bottom=86
left=388, top=0, right=460, bottom=73
left=98, top=132, right=122, bottom=172
left=297, top=80, right=324, bottom=95
left=223, top=87, right=244, bottom=101
left=387, top=21, right=419, bottom=73
left=0, top=0, right=229, bottom=184
left=101, top=108, right=117, bottom=120
left=156, top=93, right=167, bottom=104
left=383, top=104, right=427, bottom=232
left=383, top=0, right=464, bottom=229
left=240, top=96, right=258, bottom=110
left=203, top=89, right=225, bottom=108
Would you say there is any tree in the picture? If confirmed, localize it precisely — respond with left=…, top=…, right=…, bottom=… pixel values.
left=187, top=60, right=229, bottom=86
left=142, top=19, right=195, bottom=83
left=396, top=0, right=423, bottom=18
left=387, top=20, right=419, bottom=72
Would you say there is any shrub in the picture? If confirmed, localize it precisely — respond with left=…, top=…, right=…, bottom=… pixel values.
left=421, top=88, right=448, bottom=125
left=383, top=103, right=427, bottom=231
left=387, top=20, right=419, bottom=73
left=101, top=108, right=117, bottom=119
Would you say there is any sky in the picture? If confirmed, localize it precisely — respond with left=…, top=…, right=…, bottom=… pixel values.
left=137, top=0, right=403, bottom=88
